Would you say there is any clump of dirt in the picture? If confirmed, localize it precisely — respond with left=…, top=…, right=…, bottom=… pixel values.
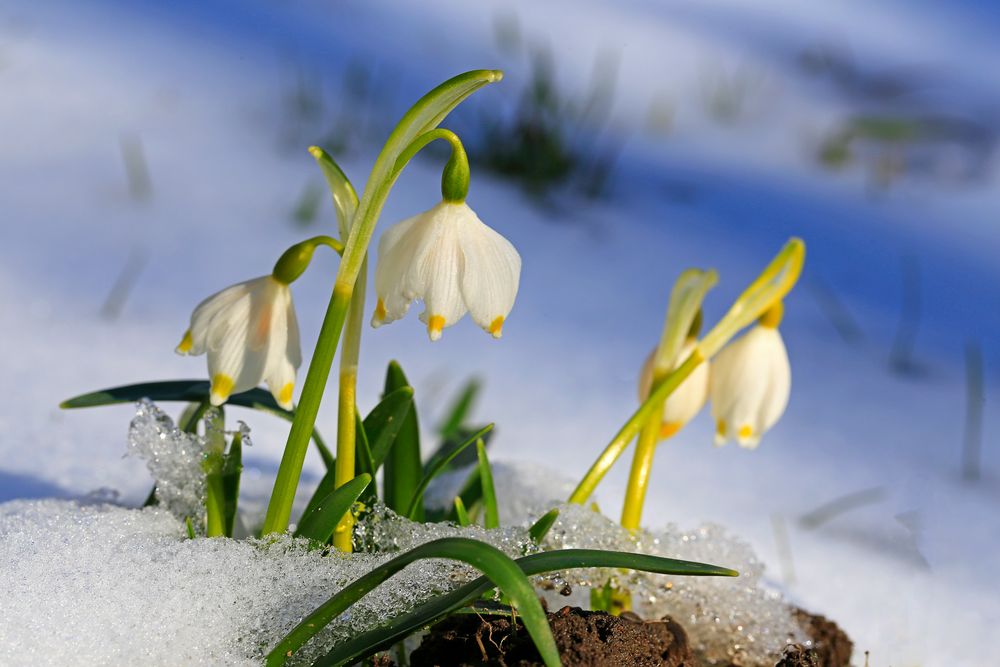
left=411, top=604, right=853, bottom=667
left=409, top=605, right=694, bottom=667
left=792, top=609, right=853, bottom=667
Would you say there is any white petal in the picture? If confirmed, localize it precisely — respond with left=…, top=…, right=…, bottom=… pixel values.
left=709, top=326, right=775, bottom=446
left=754, top=330, right=791, bottom=438
left=455, top=203, right=521, bottom=337
left=407, top=206, right=466, bottom=340
left=373, top=212, right=424, bottom=325
left=185, top=281, right=252, bottom=355
left=266, top=358, right=297, bottom=409
left=638, top=341, right=709, bottom=437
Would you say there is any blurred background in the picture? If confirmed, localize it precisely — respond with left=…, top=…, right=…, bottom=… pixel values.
left=2, top=1, right=999, bottom=664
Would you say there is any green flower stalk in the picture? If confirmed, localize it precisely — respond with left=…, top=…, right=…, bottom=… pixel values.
left=260, top=70, right=505, bottom=536
left=570, top=238, right=805, bottom=507
left=620, top=269, right=717, bottom=531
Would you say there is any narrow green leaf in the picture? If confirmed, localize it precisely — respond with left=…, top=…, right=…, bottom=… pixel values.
left=299, top=469, right=338, bottom=526
left=453, top=497, right=471, bottom=527
left=308, top=147, right=359, bottom=238
left=529, top=509, right=560, bottom=544
left=437, top=380, right=480, bottom=440
left=60, top=380, right=335, bottom=470
left=438, top=465, right=482, bottom=524
left=184, top=517, right=195, bottom=539
left=178, top=400, right=210, bottom=433
left=353, top=410, right=378, bottom=507
left=382, top=362, right=422, bottom=520
left=265, top=537, right=559, bottom=667
left=405, top=424, right=493, bottom=520
left=293, top=474, right=372, bottom=544
left=308, top=547, right=738, bottom=666
left=364, top=386, right=415, bottom=472
left=477, top=440, right=499, bottom=529
left=221, top=430, right=243, bottom=538
left=424, top=425, right=494, bottom=478
left=354, top=409, right=375, bottom=478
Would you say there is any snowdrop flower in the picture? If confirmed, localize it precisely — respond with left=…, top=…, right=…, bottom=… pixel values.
left=176, top=275, right=301, bottom=409
left=709, top=303, right=790, bottom=448
left=371, top=200, right=521, bottom=341
left=638, top=340, right=710, bottom=440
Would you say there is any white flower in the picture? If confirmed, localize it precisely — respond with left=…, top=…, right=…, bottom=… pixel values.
left=371, top=201, right=521, bottom=341
left=176, top=275, right=301, bottom=409
left=709, top=321, right=790, bottom=449
left=638, top=340, right=710, bottom=440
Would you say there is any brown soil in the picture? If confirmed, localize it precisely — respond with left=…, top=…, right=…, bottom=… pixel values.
left=409, top=605, right=694, bottom=667
left=411, top=605, right=852, bottom=667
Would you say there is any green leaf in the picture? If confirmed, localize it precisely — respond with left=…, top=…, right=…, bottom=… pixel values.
left=424, top=425, right=494, bottom=478
left=364, top=386, right=415, bottom=472
left=304, top=547, right=739, bottom=667
left=437, top=380, right=480, bottom=440
left=60, top=380, right=335, bottom=470
left=265, top=537, right=559, bottom=667
left=382, top=362, right=423, bottom=520
left=299, top=469, right=338, bottom=526
left=529, top=509, right=560, bottom=544
left=293, top=474, right=372, bottom=544
left=477, top=440, right=499, bottom=529
left=221, top=430, right=243, bottom=538
left=405, top=424, right=493, bottom=520
left=436, top=465, right=482, bottom=524
left=453, top=497, right=471, bottom=526
left=354, top=409, right=375, bottom=478
left=308, top=147, right=359, bottom=238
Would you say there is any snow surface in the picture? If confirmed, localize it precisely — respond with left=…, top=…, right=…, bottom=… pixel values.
left=2, top=0, right=999, bottom=665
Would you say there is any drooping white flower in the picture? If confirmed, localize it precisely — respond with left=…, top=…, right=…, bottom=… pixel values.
left=371, top=201, right=521, bottom=341
left=176, top=275, right=301, bottom=409
left=709, top=311, right=790, bottom=449
left=638, top=340, right=710, bottom=440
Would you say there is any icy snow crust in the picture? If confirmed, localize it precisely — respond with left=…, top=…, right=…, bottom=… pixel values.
left=0, top=500, right=531, bottom=666
left=0, top=497, right=803, bottom=667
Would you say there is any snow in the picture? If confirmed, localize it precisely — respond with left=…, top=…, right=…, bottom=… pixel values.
left=2, top=0, right=999, bottom=665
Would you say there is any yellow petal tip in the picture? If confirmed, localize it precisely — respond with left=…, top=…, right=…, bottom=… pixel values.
left=427, top=315, right=445, bottom=341
left=175, top=331, right=193, bottom=354
left=210, top=374, right=234, bottom=404
left=277, top=382, right=294, bottom=408
left=488, top=316, right=504, bottom=338
left=659, top=421, right=683, bottom=440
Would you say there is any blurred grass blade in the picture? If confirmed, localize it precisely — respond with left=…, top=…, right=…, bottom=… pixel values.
left=312, top=548, right=739, bottom=666
left=442, top=465, right=482, bottom=523
left=293, top=474, right=372, bottom=544
left=60, top=380, right=334, bottom=470
left=364, top=386, right=415, bottom=472
left=529, top=508, right=560, bottom=544
left=454, top=497, right=471, bottom=526
left=437, top=379, right=480, bottom=440
left=424, top=425, right=494, bottom=476
left=405, top=424, right=493, bottom=520
left=382, top=362, right=423, bottom=520
left=477, top=440, right=499, bottom=529
left=221, top=430, right=243, bottom=538
left=266, top=537, right=559, bottom=667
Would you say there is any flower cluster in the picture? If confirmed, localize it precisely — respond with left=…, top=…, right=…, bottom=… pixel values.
left=641, top=302, right=790, bottom=449
left=177, top=200, right=520, bottom=406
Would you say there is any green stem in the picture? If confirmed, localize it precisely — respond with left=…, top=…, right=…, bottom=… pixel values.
left=205, top=470, right=226, bottom=537
left=392, top=128, right=470, bottom=202
left=568, top=350, right=703, bottom=505
left=333, top=257, right=366, bottom=552
left=619, top=414, right=661, bottom=531
left=261, top=70, right=503, bottom=535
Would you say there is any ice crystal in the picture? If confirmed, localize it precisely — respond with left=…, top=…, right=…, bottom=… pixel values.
left=127, top=399, right=207, bottom=523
